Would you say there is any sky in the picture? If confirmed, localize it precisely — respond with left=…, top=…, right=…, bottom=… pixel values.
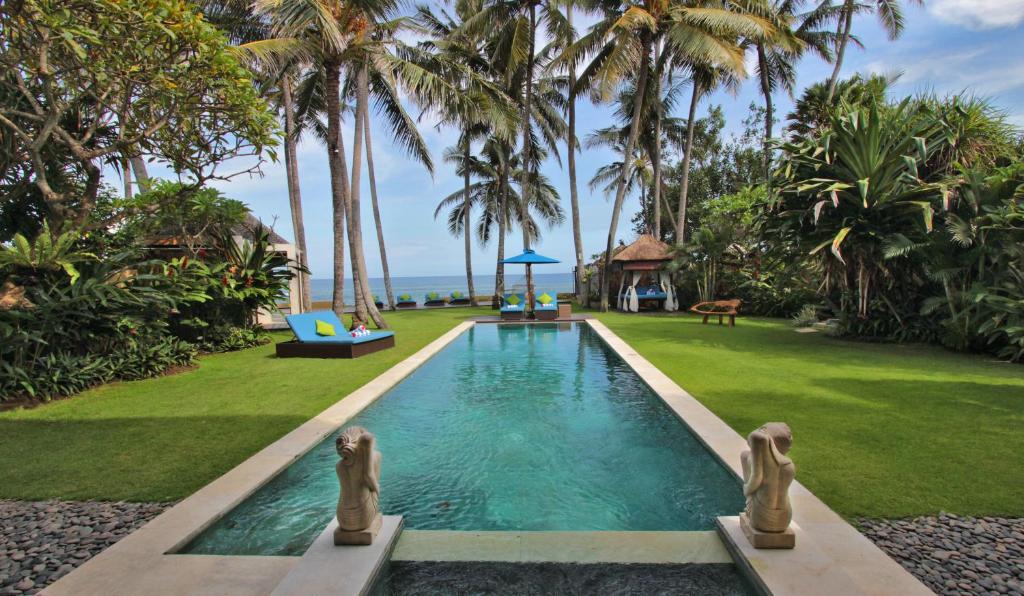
left=154, top=0, right=1024, bottom=280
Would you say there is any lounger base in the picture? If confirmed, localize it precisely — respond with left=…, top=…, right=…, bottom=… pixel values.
left=423, top=300, right=448, bottom=307
left=500, top=311, right=525, bottom=321
left=395, top=302, right=417, bottom=309
left=535, top=309, right=558, bottom=321
left=275, top=335, right=395, bottom=359
left=449, top=298, right=472, bottom=306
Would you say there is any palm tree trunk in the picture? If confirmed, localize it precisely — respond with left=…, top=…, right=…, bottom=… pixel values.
left=462, top=133, right=476, bottom=303
left=282, top=74, right=312, bottom=313
left=566, top=1, right=585, bottom=303
left=520, top=3, right=537, bottom=308
left=757, top=43, right=773, bottom=184
left=826, top=0, right=854, bottom=102
left=349, top=61, right=387, bottom=329
left=651, top=39, right=663, bottom=239
left=363, top=105, right=395, bottom=311
left=676, top=80, right=701, bottom=245
left=494, top=165, right=508, bottom=307
left=599, top=39, right=652, bottom=312
left=325, top=58, right=347, bottom=317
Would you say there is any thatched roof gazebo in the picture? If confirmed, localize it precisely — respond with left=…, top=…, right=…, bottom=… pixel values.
left=611, top=234, right=678, bottom=312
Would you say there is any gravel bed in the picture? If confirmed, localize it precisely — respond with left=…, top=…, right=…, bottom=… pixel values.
left=860, top=513, right=1024, bottom=596
left=0, top=500, right=169, bottom=595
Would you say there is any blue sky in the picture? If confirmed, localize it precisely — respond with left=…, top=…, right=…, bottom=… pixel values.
left=198, top=0, right=1024, bottom=279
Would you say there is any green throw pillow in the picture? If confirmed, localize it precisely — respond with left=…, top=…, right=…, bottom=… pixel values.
left=399, top=293, right=411, bottom=301
left=538, top=292, right=553, bottom=305
left=506, top=294, right=521, bottom=306
left=315, top=319, right=336, bottom=336
left=428, top=292, right=438, bottom=300
left=452, top=291, right=463, bottom=299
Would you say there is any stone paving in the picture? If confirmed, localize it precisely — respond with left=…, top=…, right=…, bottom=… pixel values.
left=860, top=514, right=1024, bottom=596
left=0, top=500, right=168, bottom=595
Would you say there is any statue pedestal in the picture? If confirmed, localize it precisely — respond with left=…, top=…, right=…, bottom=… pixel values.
left=334, top=514, right=382, bottom=546
left=740, top=513, right=795, bottom=549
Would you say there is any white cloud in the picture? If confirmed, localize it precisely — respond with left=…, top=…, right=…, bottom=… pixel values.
left=929, top=0, right=1024, bottom=30
left=864, top=45, right=1024, bottom=96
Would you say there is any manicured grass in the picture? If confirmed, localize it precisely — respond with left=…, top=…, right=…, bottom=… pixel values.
left=0, top=308, right=486, bottom=502
left=593, top=311, right=1024, bottom=519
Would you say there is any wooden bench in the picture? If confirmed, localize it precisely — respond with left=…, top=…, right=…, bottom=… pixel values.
left=689, top=299, right=742, bottom=327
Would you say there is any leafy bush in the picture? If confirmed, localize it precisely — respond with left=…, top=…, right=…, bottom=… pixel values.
left=792, top=305, right=819, bottom=328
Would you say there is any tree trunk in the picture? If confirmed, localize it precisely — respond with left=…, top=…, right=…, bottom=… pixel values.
left=494, top=166, right=508, bottom=307
left=462, top=134, right=476, bottom=303
left=826, top=0, right=854, bottom=102
left=122, top=155, right=132, bottom=199
left=349, top=61, right=387, bottom=329
left=599, top=39, right=652, bottom=312
left=282, top=75, right=312, bottom=313
left=567, top=1, right=585, bottom=303
left=520, top=3, right=537, bottom=307
left=364, top=105, right=395, bottom=311
left=129, top=156, right=150, bottom=192
left=325, top=58, right=347, bottom=317
left=675, top=80, right=701, bottom=245
left=652, top=39, right=663, bottom=239
left=757, top=43, right=774, bottom=184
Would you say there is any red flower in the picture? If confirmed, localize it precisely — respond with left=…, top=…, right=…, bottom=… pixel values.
left=221, top=276, right=229, bottom=286
left=245, top=276, right=253, bottom=287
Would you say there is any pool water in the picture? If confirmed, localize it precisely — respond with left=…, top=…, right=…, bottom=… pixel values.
left=182, top=323, right=743, bottom=556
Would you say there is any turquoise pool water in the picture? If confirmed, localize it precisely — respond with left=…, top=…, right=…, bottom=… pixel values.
left=182, top=323, right=743, bottom=556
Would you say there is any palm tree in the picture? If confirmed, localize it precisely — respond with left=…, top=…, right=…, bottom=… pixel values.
left=750, top=0, right=837, bottom=180
left=200, top=0, right=316, bottom=312
left=825, top=0, right=922, bottom=102
left=416, top=1, right=518, bottom=306
left=435, top=139, right=565, bottom=254
left=570, top=0, right=768, bottom=310
left=462, top=0, right=568, bottom=303
left=361, top=106, right=394, bottom=310
left=562, top=0, right=586, bottom=302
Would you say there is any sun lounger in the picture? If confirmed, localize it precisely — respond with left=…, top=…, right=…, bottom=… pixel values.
left=276, top=311, right=395, bottom=358
left=449, top=291, right=471, bottom=306
left=500, top=293, right=526, bottom=321
left=373, top=295, right=385, bottom=309
left=534, top=291, right=558, bottom=320
left=424, top=291, right=448, bottom=307
left=396, top=293, right=417, bottom=308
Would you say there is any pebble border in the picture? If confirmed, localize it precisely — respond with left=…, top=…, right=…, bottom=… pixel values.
left=0, top=500, right=169, bottom=595
left=859, top=514, right=1024, bottom=596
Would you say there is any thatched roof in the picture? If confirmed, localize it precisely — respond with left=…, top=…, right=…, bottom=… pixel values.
left=236, top=213, right=289, bottom=245
left=612, top=234, right=672, bottom=262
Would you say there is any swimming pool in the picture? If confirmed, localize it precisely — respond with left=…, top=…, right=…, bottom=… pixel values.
left=182, top=323, right=743, bottom=556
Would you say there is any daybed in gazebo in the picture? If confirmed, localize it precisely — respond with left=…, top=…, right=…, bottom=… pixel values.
left=612, top=234, right=678, bottom=313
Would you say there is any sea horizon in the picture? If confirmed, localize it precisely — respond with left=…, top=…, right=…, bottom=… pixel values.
left=307, top=271, right=575, bottom=303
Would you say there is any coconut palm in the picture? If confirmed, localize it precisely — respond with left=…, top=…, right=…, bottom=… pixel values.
left=434, top=139, right=566, bottom=253
left=825, top=0, right=922, bottom=101
left=749, top=0, right=838, bottom=179
left=568, top=0, right=769, bottom=309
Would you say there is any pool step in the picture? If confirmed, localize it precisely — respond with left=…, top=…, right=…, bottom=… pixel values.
left=392, top=530, right=732, bottom=565
left=270, top=516, right=404, bottom=596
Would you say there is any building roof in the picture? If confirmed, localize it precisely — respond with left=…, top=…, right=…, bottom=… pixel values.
left=612, top=234, right=672, bottom=262
left=236, top=213, right=290, bottom=245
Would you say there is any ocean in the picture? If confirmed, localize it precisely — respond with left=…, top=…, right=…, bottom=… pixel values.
left=309, top=272, right=575, bottom=303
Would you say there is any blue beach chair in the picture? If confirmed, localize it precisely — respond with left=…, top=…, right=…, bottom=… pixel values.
left=276, top=311, right=395, bottom=358
left=501, top=293, right=526, bottom=321
left=534, top=291, right=559, bottom=320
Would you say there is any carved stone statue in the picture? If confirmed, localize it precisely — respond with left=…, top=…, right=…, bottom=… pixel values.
left=333, top=426, right=382, bottom=545
left=740, top=422, right=796, bottom=548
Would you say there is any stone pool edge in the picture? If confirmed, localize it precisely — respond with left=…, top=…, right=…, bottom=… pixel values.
left=44, top=321, right=476, bottom=596
left=584, top=319, right=931, bottom=596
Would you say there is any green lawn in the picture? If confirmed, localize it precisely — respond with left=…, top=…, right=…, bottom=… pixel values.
left=2, top=307, right=1022, bottom=520
left=593, top=311, right=1024, bottom=519
left=0, top=308, right=487, bottom=502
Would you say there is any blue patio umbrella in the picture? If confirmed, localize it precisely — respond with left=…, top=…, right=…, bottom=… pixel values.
left=501, top=249, right=560, bottom=308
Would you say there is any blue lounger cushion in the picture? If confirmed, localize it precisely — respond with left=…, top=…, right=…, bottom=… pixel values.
left=535, top=291, right=558, bottom=310
left=285, top=311, right=395, bottom=344
left=501, top=293, right=526, bottom=312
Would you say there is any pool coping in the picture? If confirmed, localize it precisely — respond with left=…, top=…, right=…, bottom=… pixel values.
left=584, top=319, right=931, bottom=596
left=46, top=319, right=930, bottom=596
